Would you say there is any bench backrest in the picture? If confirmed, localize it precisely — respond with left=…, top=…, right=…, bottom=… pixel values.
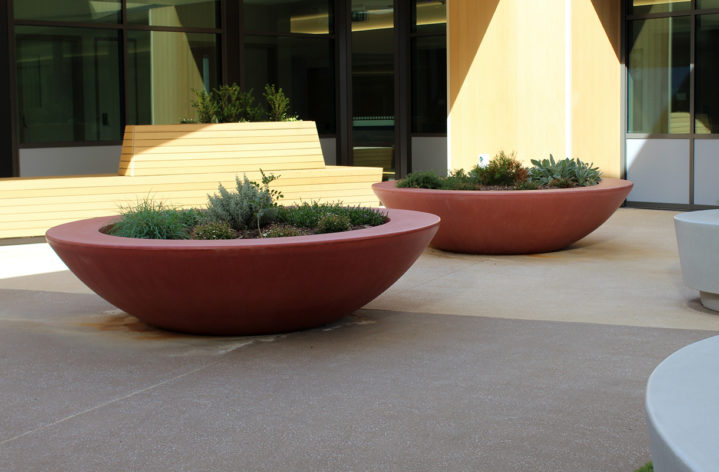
left=119, top=121, right=326, bottom=176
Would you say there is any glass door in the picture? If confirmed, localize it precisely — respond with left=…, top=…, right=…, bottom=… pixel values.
left=351, top=0, right=395, bottom=179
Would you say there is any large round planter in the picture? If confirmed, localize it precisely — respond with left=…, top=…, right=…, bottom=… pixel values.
left=674, top=210, right=719, bottom=311
left=373, top=178, right=633, bottom=254
left=46, top=209, right=439, bottom=335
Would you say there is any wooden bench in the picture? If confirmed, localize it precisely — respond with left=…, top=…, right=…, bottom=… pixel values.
left=0, top=121, right=383, bottom=239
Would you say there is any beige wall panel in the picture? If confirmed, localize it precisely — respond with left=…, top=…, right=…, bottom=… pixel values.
left=572, top=0, right=622, bottom=178
left=449, top=0, right=622, bottom=176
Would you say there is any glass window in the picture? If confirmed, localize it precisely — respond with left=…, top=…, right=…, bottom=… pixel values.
left=697, top=0, right=719, bottom=9
left=695, top=14, right=719, bottom=134
left=413, top=0, right=446, bottom=34
left=243, top=0, right=332, bottom=35
left=13, top=0, right=121, bottom=23
left=15, top=26, right=122, bottom=144
left=629, top=0, right=690, bottom=16
left=126, top=31, right=218, bottom=125
left=127, top=0, right=219, bottom=29
left=412, top=35, right=447, bottom=133
left=244, top=35, right=335, bottom=133
left=627, top=17, right=691, bottom=134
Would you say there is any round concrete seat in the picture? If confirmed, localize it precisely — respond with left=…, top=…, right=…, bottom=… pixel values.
left=674, top=210, right=719, bottom=311
left=646, top=335, right=719, bottom=472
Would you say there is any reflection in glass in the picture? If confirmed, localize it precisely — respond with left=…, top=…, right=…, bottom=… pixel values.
left=412, top=36, right=446, bottom=133
left=243, top=36, right=335, bottom=134
left=413, top=0, right=446, bottom=34
left=697, top=0, right=719, bottom=9
left=695, top=14, right=719, bottom=134
left=13, top=0, right=121, bottom=23
left=352, top=0, right=394, bottom=178
left=244, top=0, right=332, bottom=35
left=629, top=0, right=690, bottom=16
left=127, top=0, right=219, bottom=28
left=127, top=31, right=218, bottom=125
left=628, top=17, right=690, bottom=134
left=15, top=26, right=122, bottom=144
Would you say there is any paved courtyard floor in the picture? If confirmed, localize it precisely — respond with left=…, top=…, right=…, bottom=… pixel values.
left=1, top=208, right=718, bottom=471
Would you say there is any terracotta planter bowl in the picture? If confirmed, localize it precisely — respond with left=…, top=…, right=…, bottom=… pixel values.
left=373, top=178, right=633, bottom=254
left=46, top=209, right=439, bottom=335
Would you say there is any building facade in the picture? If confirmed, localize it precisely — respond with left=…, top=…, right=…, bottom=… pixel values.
left=3, top=0, right=719, bottom=209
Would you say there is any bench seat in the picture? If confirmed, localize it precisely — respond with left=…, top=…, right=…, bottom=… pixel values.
left=0, top=122, right=383, bottom=239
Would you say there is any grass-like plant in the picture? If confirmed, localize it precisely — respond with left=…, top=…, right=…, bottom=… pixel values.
left=633, top=462, right=653, bottom=472
left=108, top=200, right=203, bottom=239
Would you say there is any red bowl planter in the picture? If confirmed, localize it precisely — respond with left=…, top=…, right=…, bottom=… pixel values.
left=373, top=178, right=633, bottom=254
left=46, top=209, right=439, bottom=335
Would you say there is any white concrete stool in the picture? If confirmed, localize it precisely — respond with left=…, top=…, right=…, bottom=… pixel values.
left=646, top=335, right=719, bottom=472
left=674, top=210, right=719, bottom=311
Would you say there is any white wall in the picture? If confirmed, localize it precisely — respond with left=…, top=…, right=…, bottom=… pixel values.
left=626, top=139, right=690, bottom=204
left=412, top=137, right=448, bottom=174
left=19, top=146, right=122, bottom=177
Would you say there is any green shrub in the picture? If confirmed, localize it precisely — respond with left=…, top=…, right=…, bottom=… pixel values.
left=633, top=462, right=653, bottom=472
left=476, top=151, right=528, bottom=186
left=529, top=155, right=602, bottom=188
left=206, top=173, right=281, bottom=231
left=443, top=168, right=482, bottom=190
left=190, top=83, right=297, bottom=123
left=190, top=221, right=237, bottom=240
left=262, top=224, right=311, bottom=238
left=317, top=213, right=352, bottom=233
left=191, top=89, right=217, bottom=123
left=109, top=200, right=201, bottom=239
left=277, top=202, right=387, bottom=228
left=263, top=84, right=297, bottom=121
left=396, top=170, right=444, bottom=189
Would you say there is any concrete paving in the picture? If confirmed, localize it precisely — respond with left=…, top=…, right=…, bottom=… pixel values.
left=0, top=207, right=717, bottom=471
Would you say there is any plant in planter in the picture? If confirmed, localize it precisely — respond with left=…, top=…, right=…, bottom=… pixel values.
left=46, top=174, right=440, bottom=335
left=373, top=152, right=633, bottom=254
left=190, top=83, right=297, bottom=124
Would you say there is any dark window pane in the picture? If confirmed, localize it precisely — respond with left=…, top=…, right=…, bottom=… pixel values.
left=695, top=14, right=719, bottom=134
left=244, top=35, right=335, bottom=133
left=243, top=0, right=332, bottom=35
left=627, top=17, right=691, bottom=134
left=127, top=31, right=218, bottom=125
left=13, top=0, right=120, bottom=23
left=629, top=0, right=690, bottom=16
left=412, top=35, right=446, bottom=133
left=127, top=0, right=219, bottom=29
left=351, top=0, right=394, bottom=178
left=413, top=0, right=446, bottom=34
left=15, top=26, right=121, bottom=144
left=697, top=0, right=719, bottom=9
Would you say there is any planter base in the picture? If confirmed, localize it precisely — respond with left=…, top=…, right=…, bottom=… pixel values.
left=700, top=291, right=719, bottom=311
left=373, top=178, right=633, bottom=254
left=46, top=209, right=439, bottom=335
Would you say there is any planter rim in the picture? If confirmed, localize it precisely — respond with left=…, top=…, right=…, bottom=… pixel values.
left=373, top=177, right=631, bottom=196
left=674, top=209, right=719, bottom=226
left=45, top=208, right=440, bottom=251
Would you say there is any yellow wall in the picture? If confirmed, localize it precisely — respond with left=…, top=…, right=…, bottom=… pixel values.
left=448, top=0, right=622, bottom=178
